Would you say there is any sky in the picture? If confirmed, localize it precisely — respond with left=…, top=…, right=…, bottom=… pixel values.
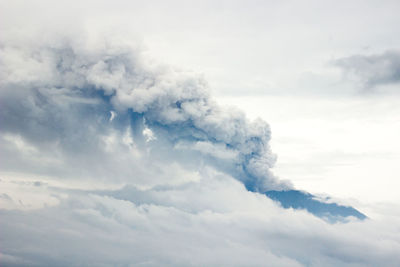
left=1, top=0, right=400, bottom=266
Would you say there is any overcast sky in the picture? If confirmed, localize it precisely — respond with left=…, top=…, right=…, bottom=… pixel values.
left=1, top=0, right=400, bottom=266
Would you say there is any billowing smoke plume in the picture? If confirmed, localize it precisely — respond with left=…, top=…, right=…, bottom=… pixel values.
left=0, top=32, right=290, bottom=192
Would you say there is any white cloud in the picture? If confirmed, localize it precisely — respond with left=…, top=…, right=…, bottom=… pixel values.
left=1, top=172, right=400, bottom=266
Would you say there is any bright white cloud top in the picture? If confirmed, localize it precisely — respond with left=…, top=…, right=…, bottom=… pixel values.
left=1, top=1, right=400, bottom=266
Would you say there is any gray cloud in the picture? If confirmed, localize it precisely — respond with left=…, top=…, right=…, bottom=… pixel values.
left=334, top=50, right=400, bottom=91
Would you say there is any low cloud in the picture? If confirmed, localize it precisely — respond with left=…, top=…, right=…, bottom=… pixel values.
left=1, top=174, right=400, bottom=266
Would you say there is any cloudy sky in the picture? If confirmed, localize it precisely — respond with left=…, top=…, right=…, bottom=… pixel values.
left=1, top=0, right=400, bottom=266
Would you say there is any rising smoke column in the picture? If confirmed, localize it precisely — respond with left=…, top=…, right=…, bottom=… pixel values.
left=0, top=33, right=290, bottom=192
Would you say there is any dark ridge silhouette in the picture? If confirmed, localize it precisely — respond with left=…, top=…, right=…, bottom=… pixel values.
left=265, top=190, right=367, bottom=222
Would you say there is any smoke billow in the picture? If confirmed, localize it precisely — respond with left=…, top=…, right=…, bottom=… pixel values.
left=0, top=32, right=290, bottom=192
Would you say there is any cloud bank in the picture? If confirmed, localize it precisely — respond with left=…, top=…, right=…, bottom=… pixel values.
left=334, top=50, right=400, bottom=91
left=1, top=25, right=400, bottom=267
